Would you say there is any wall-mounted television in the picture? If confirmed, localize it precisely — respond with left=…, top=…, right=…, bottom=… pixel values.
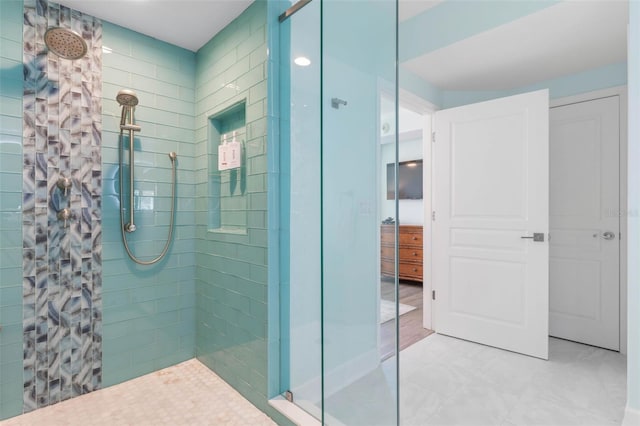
left=386, top=160, right=423, bottom=200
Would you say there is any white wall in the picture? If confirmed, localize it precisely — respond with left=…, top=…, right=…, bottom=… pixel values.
left=624, top=1, right=640, bottom=424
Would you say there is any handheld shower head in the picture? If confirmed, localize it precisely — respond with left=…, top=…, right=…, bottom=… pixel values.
left=116, top=89, right=139, bottom=107
left=117, top=89, right=140, bottom=130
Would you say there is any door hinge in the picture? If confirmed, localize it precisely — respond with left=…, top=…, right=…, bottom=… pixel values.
left=431, top=132, right=435, bottom=143
left=432, top=290, right=436, bottom=300
left=285, top=390, right=293, bottom=403
left=620, top=232, right=622, bottom=241
left=431, top=211, right=436, bottom=221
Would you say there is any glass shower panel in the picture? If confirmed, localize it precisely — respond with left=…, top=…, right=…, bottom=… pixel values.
left=321, top=1, right=398, bottom=425
left=281, top=0, right=323, bottom=420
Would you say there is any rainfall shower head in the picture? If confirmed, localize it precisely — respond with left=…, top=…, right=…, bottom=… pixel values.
left=116, top=89, right=139, bottom=107
left=44, top=27, right=87, bottom=60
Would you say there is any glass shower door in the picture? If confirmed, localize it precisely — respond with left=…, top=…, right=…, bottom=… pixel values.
left=280, top=0, right=323, bottom=419
left=321, top=1, right=398, bottom=425
left=281, top=0, right=398, bottom=423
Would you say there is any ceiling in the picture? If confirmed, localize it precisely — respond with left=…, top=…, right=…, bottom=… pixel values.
left=57, top=0, right=254, bottom=52
left=55, top=1, right=627, bottom=92
left=401, top=1, right=628, bottom=91
left=57, top=0, right=435, bottom=51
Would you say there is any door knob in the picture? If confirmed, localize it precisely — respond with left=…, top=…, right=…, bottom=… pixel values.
left=602, top=231, right=616, bottom=240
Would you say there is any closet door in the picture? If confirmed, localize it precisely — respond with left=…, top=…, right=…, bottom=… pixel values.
left=549, top=95, right=620, bottom=351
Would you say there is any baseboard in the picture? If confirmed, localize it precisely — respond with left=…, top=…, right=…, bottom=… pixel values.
left=622, top=406, right=640, bottom=425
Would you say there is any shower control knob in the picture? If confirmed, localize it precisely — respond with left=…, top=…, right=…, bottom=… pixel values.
left=57, top=208, right=71, bottom=227
left=57, top=176, right=72, bottom=196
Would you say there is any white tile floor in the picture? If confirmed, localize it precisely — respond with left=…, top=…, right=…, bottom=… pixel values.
left=0, top=359, right=276, bottom=426
left=320, top=334, right=626, bottom=425
left=1, top=336, right=627, bottom=426
left=399, top=334, right=627, bottom=426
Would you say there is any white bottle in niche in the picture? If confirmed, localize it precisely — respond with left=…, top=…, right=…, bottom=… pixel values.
left=218, top=134, right=229, bottom=171
left=227, top=130, right=242, bottom=169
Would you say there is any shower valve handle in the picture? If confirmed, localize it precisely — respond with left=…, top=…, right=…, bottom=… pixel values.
left=57, top=177, right=72, bottom=196
left=57, top=208, right=71, bottom=228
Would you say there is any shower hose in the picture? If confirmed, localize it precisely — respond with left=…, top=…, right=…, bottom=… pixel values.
left=118, top=128, right=177, bottom=265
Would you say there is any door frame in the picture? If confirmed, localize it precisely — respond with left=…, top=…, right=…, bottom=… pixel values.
left=421, top=86, right=628, bottom=354
left=395, top=89, right=437, bottom=330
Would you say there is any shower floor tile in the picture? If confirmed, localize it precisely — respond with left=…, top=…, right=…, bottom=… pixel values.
left=0, top=359, right=276, bottom=426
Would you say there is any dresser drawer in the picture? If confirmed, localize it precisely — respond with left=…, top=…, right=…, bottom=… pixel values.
left=399, top=231, right=422, bottom=246
left=382, top=262, right=423, bottom=280
left=399, top=262, right=423, bottom=280
left=382, top=247, right=422, bottom=262
left=381, top=225, right=422, bottom=244
left=399, top=248, right=422, bottom=262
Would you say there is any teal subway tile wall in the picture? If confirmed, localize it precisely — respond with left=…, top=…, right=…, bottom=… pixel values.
left=100, top=22, right=197, bottom=387
left=194, top=0, right=273, bottom=414
left=0, top=0, right=25, bottom=419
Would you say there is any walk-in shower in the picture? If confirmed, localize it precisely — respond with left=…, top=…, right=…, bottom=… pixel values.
left=117, top=89, right=178, bottom=265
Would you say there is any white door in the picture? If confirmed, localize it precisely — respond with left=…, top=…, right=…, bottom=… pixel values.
left=549, top=96, right=620, bottom=351
left=433, top=90, right=549, bottom=360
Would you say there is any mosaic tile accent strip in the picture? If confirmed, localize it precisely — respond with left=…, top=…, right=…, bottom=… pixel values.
left=22, top=0, right=102, bottom=413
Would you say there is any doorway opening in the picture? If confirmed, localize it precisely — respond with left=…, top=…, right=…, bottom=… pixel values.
left=379, top=91, right=436, bottom=360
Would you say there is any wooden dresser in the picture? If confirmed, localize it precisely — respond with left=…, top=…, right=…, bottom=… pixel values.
left=381, top=225, right=423, bottom=282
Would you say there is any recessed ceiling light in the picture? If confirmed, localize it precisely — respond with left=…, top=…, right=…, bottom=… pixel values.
left=294, top=56, right=311, bottom=67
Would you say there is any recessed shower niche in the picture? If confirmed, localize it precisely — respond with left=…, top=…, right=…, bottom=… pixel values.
left=208, top=100, right=247, bottom=233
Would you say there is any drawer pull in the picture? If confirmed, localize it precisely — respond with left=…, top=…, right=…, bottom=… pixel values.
left=412, top=252, right=417, bottom=256
left=413, top=268, right=418, bottom=272
left=412, top=236, right=418, bottom=240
